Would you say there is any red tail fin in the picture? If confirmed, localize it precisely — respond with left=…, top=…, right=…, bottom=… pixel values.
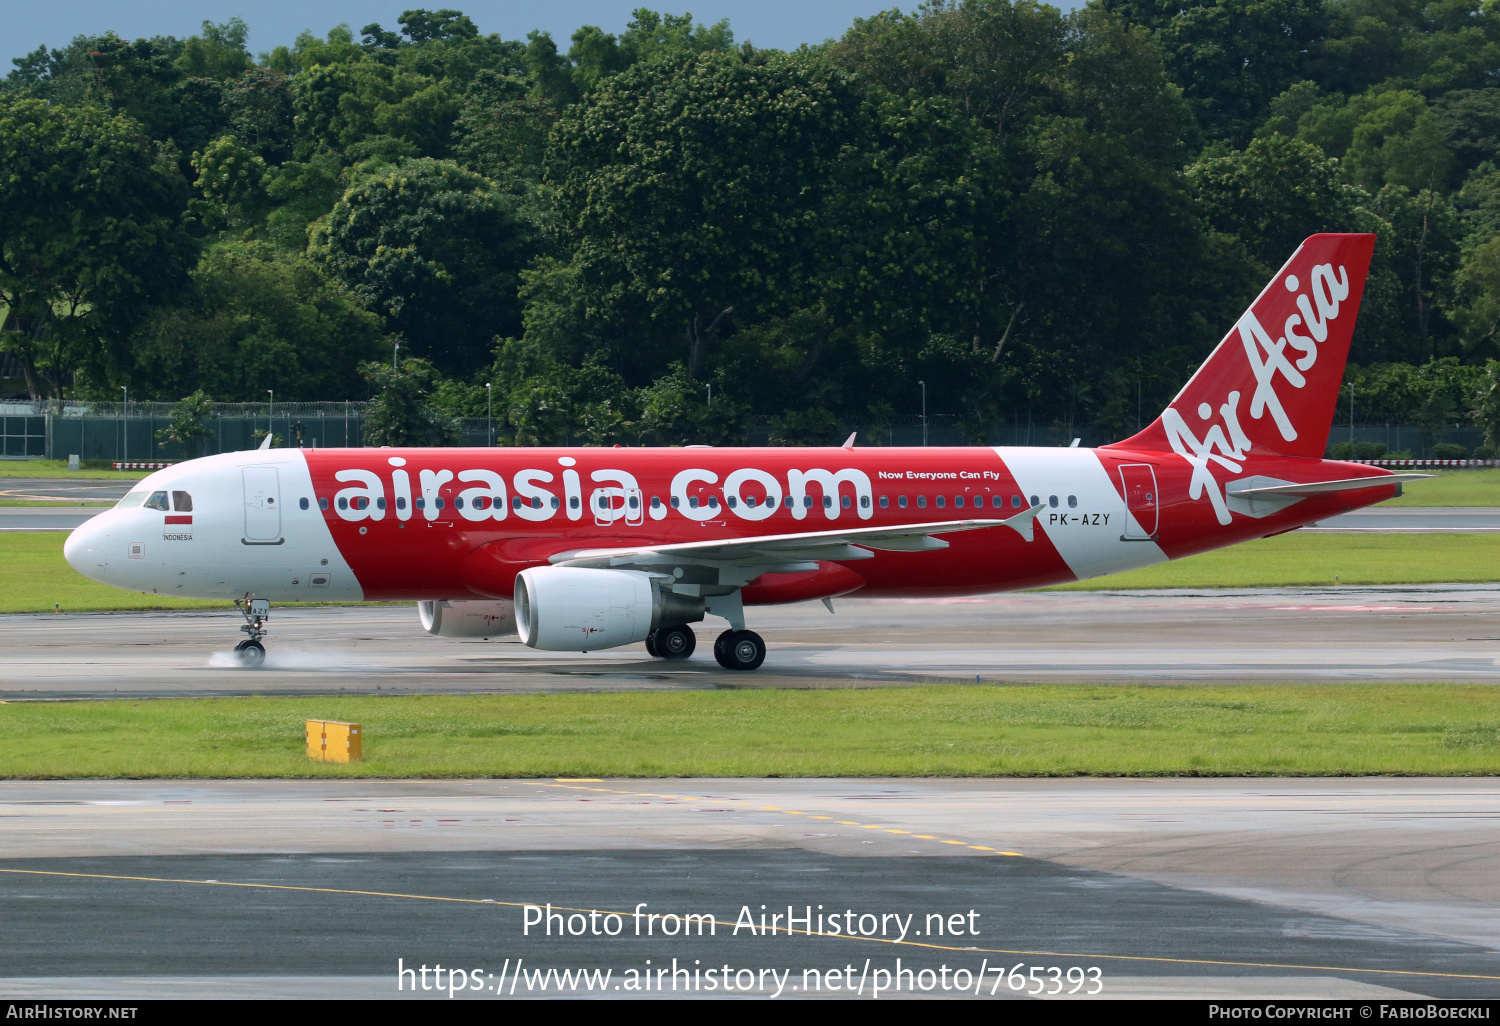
left=1110, top=233, right=1376, bottom=460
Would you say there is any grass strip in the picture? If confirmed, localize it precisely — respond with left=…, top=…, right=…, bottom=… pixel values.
left=1, top=686, right=1497, bottom=778
left=0, top=460, right=148, bottom=480
left=1378, top=468, right=1500, bottom=507
left=1050, top=533, right=1500, bottom=590
left=0, top=533, right=222, bottom=613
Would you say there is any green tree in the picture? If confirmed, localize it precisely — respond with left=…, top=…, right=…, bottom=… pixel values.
left=1473, top=359, right=1500, bottom=447
left=0, top=98, right=194, bottom=400
left=155, top=389, right=215, bottom=455
left=292, top=61, right=460, bottom=159
left=1189, top=135, right=1357, bottom=270
left=1102, top=0, right=1325, bottom=144
left=192, top=135, right=272, bottom=233
left=309, top=157, right=533, bottom=375
left=361, top=356, right=459, bottom=445
left=129, top=242, right=383, bottom=400
left=175, top=18, right=252, bottom=81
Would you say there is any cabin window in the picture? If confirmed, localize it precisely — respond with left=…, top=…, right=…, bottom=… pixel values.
left=898, top=495, right=908, bottom=509
left=671, top=496, right=680, bottom=508
left=454, top=497, right=464, bottom=509
left=1029, top=494, right=1040, bottom=507
left=434, top=497, right=445, bottom=510
left=354, top=497, right=368, bottom=510
left=1011, top=495, right=1021, bottom=508
left=337, top=497, right=348, bottom=511
left=784, top=496, right=795, bottom=508
left=1068, top=495, right=1077, bottom=508
left=1048, top=495, right=1058, bottom=508
left=688, top=496, right=699, bottom=509
left=726, top=495, right=736, bottom=508
left=172, top=491, right=193, bottom=512
left=376, top=497, right=386, bottom=510
left=319, top=497, right=329, bottom=511
left=395, top=496, right=406, bottom=510
left=804, top=496, right=814, bottom=508
left=708, top=496, right=719, bottom=509
left=512, top=497, right=523, bottom=510
left=879, top=495, right=889, bottom=509
left=745, top=495, right=757, bottom=508
left=860, top=495, right=870, bottom=509
left=144, top=491, right=169, bottom=511
left=821, top=495, right=832, bottom=508
left=629, top=495, right=639, bottom=509
left=298, top=497, right=309, bottom=510
left=651, top=496, right=662, bottom=509
left=917, top=495, right=927, bottom=509
left=935, top=495, right=946, bottom=509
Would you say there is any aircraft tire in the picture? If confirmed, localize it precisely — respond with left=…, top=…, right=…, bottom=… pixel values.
left=234, top=639, right=265, bottom=669
left=716, top=630, right=765, bottom=671
left=654, top=625, right=696, bottom=660
left=713, top=630, right=734, bottom=666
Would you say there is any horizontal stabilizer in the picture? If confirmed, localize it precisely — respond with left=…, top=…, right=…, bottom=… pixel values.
left=1226, top=474, right=1431, bottom=498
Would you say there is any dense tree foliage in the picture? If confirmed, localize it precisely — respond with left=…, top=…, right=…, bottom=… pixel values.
left=3, top=2, right=1500, bottom=449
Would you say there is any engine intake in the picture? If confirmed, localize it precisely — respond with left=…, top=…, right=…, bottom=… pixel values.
left=515, top=566, right=704, bottom=651
left=418, top=599, right=517, bottom=639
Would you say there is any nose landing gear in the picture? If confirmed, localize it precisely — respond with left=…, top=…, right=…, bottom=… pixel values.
left=234, top=598, right=270, bottom=668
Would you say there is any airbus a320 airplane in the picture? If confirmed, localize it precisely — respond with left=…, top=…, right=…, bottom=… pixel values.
left=66, top=234, right=1423, bottom=670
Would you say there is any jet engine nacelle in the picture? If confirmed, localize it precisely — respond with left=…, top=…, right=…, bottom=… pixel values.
left=514, top=566, right=704, bottom=652
left=418, top=599, right=517, bottom=639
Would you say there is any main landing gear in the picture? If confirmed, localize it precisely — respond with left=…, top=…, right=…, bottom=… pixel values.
left=644, top=623, right=765, bottom=670
left=713, top=629, right=766, bottom=671
left=234, top=597, right=270, bottom=669
left=646, top=624, right=696, bottom=660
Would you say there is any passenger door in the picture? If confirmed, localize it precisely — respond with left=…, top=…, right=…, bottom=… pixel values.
left=242, top=467, right=282, bottom=542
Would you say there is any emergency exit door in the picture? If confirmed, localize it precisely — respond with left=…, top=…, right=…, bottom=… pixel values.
left=1118, top=463, right=1158, bottom=539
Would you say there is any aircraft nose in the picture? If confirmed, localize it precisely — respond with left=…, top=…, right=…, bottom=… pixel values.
left=64, top=513, right=108, bottom=583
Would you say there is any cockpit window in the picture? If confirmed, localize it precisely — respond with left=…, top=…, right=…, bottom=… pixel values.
left=171, top=491, right=193, bottom=512
left=116, top=492, right=147, bottom=508
left=144, top=491, right=169, bottom=511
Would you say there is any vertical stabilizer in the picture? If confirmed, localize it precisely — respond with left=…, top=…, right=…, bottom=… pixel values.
left=1109, top=233, right=1376, bottom=460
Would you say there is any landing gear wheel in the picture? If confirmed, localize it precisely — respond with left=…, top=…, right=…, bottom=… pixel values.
left=652, top=625, right=696, bottom=660
left=234, top=639, right=265, bottom=668
left=644, top=631, right=658, bottom=657
left=714, top=630, right=765, bottom=671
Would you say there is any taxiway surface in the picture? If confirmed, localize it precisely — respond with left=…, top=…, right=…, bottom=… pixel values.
left=3, top=586, right=1498, bottom=698
left=1, top=778, right=1496, bottom=999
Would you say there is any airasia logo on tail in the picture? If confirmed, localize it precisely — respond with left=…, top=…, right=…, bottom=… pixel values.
left=1118, top=234, right=1375, bottom=526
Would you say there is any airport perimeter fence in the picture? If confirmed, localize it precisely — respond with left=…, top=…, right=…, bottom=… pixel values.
left=0, top=399, right=1491, bottom=463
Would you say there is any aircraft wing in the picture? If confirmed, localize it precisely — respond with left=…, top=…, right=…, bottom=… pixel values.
left=549, top=506, right=1044, bottom=576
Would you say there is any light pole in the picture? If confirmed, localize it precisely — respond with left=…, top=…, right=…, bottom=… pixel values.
left=268, top=389, right=274, bottom=447
left=120, top=386, right=127, bottom=462
left=918, top=380, right=927, bottom=447
left=393, top=339, right=400, bottom=371
left=485, top=382, right=492, bottom=447
left=706, top=384, right=712, bottom=406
